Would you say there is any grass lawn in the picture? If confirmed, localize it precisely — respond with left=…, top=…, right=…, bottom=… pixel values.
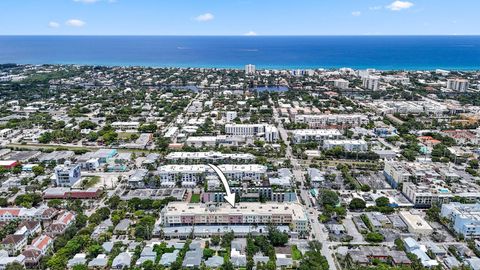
left=81, top=176, right=101, bottom=188
left=190, top=194, right=201, bottom=203
left=291, top=245, right=303, bottom=260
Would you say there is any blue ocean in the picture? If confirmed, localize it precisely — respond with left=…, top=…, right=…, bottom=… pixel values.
left=0, top=36, right=479, bottom=70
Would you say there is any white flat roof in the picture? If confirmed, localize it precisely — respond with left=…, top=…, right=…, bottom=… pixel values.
left=292, top=129, right=342, bottom=136
left=163, top=202, right=307, bottom=221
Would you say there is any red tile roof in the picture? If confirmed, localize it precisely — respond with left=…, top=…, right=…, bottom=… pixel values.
left=31, top=235, right=52, bottom=250
left=0, top=209, right=21, bottom=217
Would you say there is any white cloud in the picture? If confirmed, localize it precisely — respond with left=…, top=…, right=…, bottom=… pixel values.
left=351, top=11, right=361, bottom=17
left=66, top=19, right=86, bottom=27
left=244, top=31, right=257, bottom=36
left=48, top=21, right=60, bottom=28
left=369, top=6, right=382, bottom=11
left=194, top=13, right=214, bottom=22
left=386, top=1, right=414, bottom=11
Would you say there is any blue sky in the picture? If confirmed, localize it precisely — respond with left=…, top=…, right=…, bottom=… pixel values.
left=1, top=0, right=478, bottom=35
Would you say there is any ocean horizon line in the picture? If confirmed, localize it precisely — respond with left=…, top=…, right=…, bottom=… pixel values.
left=3, top=62, right=478, bottom=72
left=1, top=34, right=480, bottom=37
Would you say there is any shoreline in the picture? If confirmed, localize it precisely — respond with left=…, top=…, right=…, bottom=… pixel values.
left=2, top=62, right=479, bottom=72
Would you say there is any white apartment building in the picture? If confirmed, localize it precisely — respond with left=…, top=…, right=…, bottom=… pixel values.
left=218, top=164, right=267, bottom=183
left=225, top=124, right=265, bottom=136
left=54, top=163, right=81, bottom=187
left=384, top=75, right=410, bottom=85
left=399, top=211, right=433, bottom=235
left=291, top=129, right=342, bottom=144
left=165, top=151, right=255, bottom=164
left=333, top=79, right=350, bottom=89
left=264, top=125, right=279, bottom=142
left=185, top=135, right=245, bottom=147
left=161, top=202, right=308, bottom=233
left=362, top=76, right=380, bottom=91
left=185, top=136, right=217, bottom=147
left=358, top=69, right=376, bottom=78
left=157, top=165, right=206, bottom=186
left=447, top=79, right=469, bottom=92
left=383, top=161, right=412, bottom=189
left=224, top=124, right=279, bottom=142
left=163, top=127, right=179, bottom=139
left=294, top=114, right=367, bottom=129
left=156, top=164, right=267, bottom=186
left=245, top=64, right=256, bottom=75
left=111, top=121, right=140, bottom=130
left=403, top=183, right=480, bottom=208
left=323, top=139, right=368, bottom=152
left=441, top=203, right=480, bottom=238
left=225, top=111, right=238, bottom=123
left=366, top=100, right=449, bottom=116
left=402, top=183, right=450, bottom=208
left=0, top=207, right=50, bottom=222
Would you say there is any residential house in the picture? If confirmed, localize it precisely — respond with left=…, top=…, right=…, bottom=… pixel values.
left=15, top=221, right=41, bottom=237
left=39, top=208, right=58, bottom=226
left=114, top=219, right=131, bottom=235
left=101, top=242, right=114, bottom=253
left=112, top=252, right=132, bottom=269
left=28, top=235, right=53, bottom=255
left=276, top=255, right=293, bottom=268
left=135, top=246, right=156, bottom=266
left=159, top=250, right=179, bottom=267
left=22, top=234, right=53, bottom=266
left=0, top=208, right=44, bottom=222
left=231, top=240, right=247, bottom=268
left=67, top=253, right=87, bottom=268
left=22, top=249, right=42, bottom=267
left=1, top=234, right=27, bottom=256
left=46, top=211, right=76, bottom=236
left=182, top=248, right=202, bottom=268
left=88, top=254, right=108, bottom=269
left=0, top=251, right=25, bottom=270
left=205, top=256, right=223, bottom=268
left=91, top=219, right=113, bottom=240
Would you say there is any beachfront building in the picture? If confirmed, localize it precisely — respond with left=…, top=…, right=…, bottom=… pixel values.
left=362, top=76, right=380, bottom=91
left=446, top=79, right=469, bottom=92
left=245, top=64, right=256, bottom=75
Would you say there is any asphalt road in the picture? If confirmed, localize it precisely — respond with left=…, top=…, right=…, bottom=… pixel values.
left=271, top=99, right=339, bottom=270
